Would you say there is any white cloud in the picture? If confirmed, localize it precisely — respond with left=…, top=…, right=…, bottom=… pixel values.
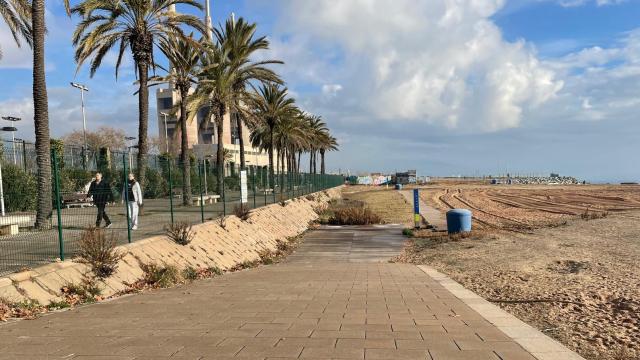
left=557, top=0, right=627, bottom=7
left=322, top=84, right=343, bottom=97
left=262, top=0, right=563, bottom=133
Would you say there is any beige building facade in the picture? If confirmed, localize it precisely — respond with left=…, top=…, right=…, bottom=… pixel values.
left=156, top=88, right=273, bottom=168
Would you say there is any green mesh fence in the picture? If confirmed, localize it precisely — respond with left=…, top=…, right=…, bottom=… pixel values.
left=0, top=142, right=343, bottom=276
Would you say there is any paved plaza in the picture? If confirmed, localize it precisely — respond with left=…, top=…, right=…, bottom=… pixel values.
left=0, top=226, right=579, bottom=359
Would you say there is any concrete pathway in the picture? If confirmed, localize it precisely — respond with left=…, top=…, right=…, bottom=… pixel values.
left=0, top=226, right=583, bottom=360
left=399, top=190, right=447, bottom=230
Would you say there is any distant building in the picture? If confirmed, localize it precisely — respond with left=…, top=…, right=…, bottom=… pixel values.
left=156, top=87, right=277, bottom=170
left=394, top=170, right=417, bottom=185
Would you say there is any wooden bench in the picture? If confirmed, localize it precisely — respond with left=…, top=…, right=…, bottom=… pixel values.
left=192, top=194, right=221, bottom=206
left=62, top=193, right=93, bottom=209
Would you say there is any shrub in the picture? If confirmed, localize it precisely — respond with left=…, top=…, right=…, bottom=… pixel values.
left=77, top=228, right=123, bottom=279
left=233, top=204, right=250, bottom=221
left=165, top=222, right=196, bottom=246
left=210, top=266, right=223, bottom=275
left=144, top=167, right=169, bottom=199
left=59, top=168, right=94, bottom=193
left=1, top=164, right=37, bottom=212
left=61, top=274, right=102, bottom=304
left=402, top=228, right=415, bottom=237
left=182, top=266, right=199, bottom=281
left=329, top=207, right=382, bottom=225
left=140, top=263, right=181, bottom=288
left=47, top=300, right=71, bottom=310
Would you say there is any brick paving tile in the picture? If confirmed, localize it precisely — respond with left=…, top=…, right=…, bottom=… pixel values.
left=429, top=349, right=500, bottom=360
left=335, top=338, right=396, bottom=349
left=365, top=348, right=431, bottom=360
left=300, top=347, right=365, bottom=359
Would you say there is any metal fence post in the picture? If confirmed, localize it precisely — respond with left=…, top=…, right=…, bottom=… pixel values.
left=123, top=154, right=132, bottom=243
left=198, top=159, right=204, bottom=223
left=52, top=150, right=65, bottom=261
left=222, top=173, right=226, bottom=216
left=167, top=157, right=174, bottom=224
left=263, top=166, right=267, bottom=206
left=252, top=166, right=257, bottom=209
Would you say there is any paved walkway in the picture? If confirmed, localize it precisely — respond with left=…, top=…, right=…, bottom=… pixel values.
left=0, top=226, right=581, bottom=360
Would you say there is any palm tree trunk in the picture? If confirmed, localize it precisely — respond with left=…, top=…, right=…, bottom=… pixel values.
left=32, top=0, right=51, bottom=229
left=313, top=151, right=317, bottom=174
left=179, top=87, right=191, bottom=206
left=309, top=151, right=313, bottom=173
left=297, top=151, right=302, bottom=175
left=215, top=105, right=225, bottom=195
left=320, top=149, right=326, bottom=175
left=136, top=61, right=149, bottom=188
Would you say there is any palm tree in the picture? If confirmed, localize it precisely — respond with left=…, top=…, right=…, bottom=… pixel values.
left=214, top=16, right=282, bottom=170
left=0, top=0, right=31, bottom=59
left=273, top=108, right=307, bottom=194
left=318, top=134, right=338, bottom=175
left=187, top=43, right=236, bottom=195
left=305, top=115, right=328, bottom=174
left=71, top=0, right=204, bottom=188
left=150, top=34, right=203, bottom=205
left=32, top=0, right=49, bottom=228
left=247, top=84, right=296, bottom=192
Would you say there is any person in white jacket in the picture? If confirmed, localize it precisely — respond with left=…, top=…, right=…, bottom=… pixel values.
left=123, top=173, right=143, bottom=230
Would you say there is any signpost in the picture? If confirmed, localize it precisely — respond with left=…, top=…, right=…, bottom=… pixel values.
left=240, top=170, right=248, bottom=204
left=413, top=189, right=421, bottom=229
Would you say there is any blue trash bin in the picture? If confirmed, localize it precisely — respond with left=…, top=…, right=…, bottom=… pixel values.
left=446, top=209, right=472, bottom=234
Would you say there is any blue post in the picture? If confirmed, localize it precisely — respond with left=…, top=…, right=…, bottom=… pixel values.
left=413, top=189, right=421, bottom=229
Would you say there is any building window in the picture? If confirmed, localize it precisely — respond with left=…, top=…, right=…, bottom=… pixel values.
left=159, top=97, right=172, bottom=110
left=201, top=133, right=213, bottom=144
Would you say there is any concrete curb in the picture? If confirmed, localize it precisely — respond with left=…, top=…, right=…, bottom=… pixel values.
left=417, top=265, right=586, bottom=360
left=0, top=187, right=342, bottom=306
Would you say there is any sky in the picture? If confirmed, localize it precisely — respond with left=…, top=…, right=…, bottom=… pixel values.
left=1, top=0, right=639, bottom=182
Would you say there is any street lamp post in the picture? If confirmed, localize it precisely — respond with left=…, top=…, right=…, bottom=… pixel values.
left=160, top=112, right=170, bottom=153
left=125, top=136, right=136, bottom=170
left=70, top=82, right=89, bottom=168
left=1, top=116, right=21, bottom=165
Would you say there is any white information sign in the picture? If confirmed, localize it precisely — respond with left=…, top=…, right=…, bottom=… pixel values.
left=240, top=170, right=248, bottom=203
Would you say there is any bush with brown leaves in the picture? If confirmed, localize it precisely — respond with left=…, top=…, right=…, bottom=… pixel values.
left=77, top=227, right=123, bottom=279
left=165, top=222, right=196, bottom=246
left=233, top=204, right=250, bottom=221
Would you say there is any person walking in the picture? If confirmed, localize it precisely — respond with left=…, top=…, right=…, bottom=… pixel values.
left=88, top=172, right=113, bottom=228
left=123, top=173, right=143, bottom=230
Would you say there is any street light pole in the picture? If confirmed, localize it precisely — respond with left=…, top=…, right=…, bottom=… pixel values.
left=1, top=117, right=21, bottom=165
left=70, top=82, right=89, bottom=168
left=125, top=136, right=136, bottom=170
left=160, top=112, right=170, bottom=153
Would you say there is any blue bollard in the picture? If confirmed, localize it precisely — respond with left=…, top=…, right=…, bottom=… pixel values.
left=446, top=209, right=472, bottom=234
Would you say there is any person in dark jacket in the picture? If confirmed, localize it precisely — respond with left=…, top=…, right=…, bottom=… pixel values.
left=88, top=172, right=113, bottom=228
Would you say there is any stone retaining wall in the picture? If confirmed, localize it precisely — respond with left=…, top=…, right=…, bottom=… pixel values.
left=0, top=188, right=342, bottom=305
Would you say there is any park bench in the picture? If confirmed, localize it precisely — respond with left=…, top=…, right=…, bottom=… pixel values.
left=62, top=193, right=93, bottom=209
left=192, top=194, right=221, bottom=206
left=172, top=189, right=183, bottom=199
left=262, top=188, right=274, bottom=195
left=0, top=215, right=31, bottom=236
